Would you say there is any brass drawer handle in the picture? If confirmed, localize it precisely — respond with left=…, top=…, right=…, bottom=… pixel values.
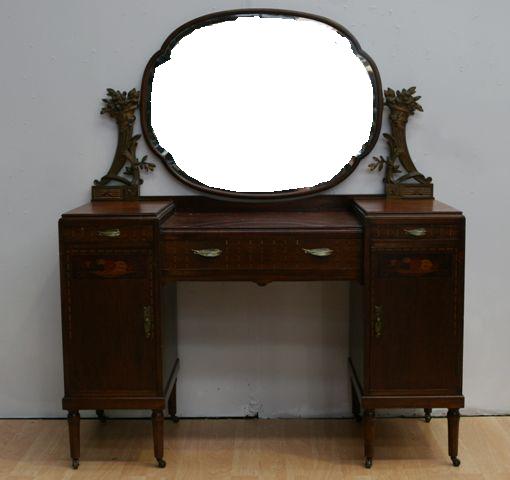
left=303, top=248, right=334, bottom=257
left=404, top=227, right=427, bottom=237
left=192, top=248, right=222, bottom=258
left=143, top=306, right=153, bottom=339
left=97, top=228, right=121, bottom=238
left=374, top=305, right=383, bottom=338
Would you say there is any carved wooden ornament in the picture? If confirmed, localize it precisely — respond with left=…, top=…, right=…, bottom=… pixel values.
left=369, top=87, right=434, bottom=199
left=92, top=88, right=155, bottom=201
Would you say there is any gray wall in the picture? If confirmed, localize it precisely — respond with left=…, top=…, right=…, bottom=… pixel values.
left=1, top=0, right=509, bottom=417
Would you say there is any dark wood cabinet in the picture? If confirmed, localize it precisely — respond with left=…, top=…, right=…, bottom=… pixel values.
left=59, top=195, right=465, bottom=469
left=350, top=198, right=465, bottom=468
left=59, top=201, right=178, bottom=469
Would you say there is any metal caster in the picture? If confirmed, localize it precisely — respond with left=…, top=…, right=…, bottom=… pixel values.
left=451, top=456, right=461, bottom=467
left=354, top=413, right=362, bottom=423
left=72, top=459, right=80, bottom=469
left=157, top=458, right=166, bottom=468
left=424, top=408, right=432, bottom=423
left=364, top=457, right=373, bottom=469
left=170, top=415, right=180, bottom=424
left=96, top=409, right=107, bottom=423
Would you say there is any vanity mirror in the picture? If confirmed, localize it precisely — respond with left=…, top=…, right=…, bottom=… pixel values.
left=140, top=9, right=383, bottom=198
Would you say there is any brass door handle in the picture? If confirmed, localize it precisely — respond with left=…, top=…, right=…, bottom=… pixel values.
left=192, top=248, right=222, bottom=258
left=143, top=306, right=153, bottom=339
left=374, top=305, right=383, bottom=338
left=97, top=228, right=121, bottom=238
left=404, top=227, right=427, bottom=237
left=303, top=248, right=334, bottom=257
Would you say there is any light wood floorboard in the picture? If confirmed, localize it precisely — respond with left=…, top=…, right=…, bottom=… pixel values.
left=0, top=417, right=509, bottom=479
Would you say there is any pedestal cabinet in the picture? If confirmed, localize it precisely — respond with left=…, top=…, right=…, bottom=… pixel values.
left=59, top=200, right=177, bottom=469
left=350, top=198, right=465, bottom=468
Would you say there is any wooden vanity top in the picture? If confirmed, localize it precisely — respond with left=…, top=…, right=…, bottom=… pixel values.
left=62, top=200, right=173, bottom=218
left=354, top=198, right=462, bottom=216
left=161, top=210, right=362, bottom=233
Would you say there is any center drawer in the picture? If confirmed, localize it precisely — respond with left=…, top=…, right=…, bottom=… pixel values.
left=161, top=234, right=362, bottom=281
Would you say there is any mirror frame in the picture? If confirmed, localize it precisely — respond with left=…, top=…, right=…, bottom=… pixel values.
left=140, top=9, right=383, bottom=200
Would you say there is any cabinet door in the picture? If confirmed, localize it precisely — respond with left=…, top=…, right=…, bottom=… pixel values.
left=62, top=250, right=158, bottom=396
left=369, top=250, right=462, bottom=395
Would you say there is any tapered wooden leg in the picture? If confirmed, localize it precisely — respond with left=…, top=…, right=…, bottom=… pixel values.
left=351, top=380, right=361, bottom=422
left=424, top=408, right=432, bottom=423
left=168, top=383, right=179, bottom=423
left=363, top=409, right=375, bottom=468
left=152, top=409, right=166, bottom=468
left=447, top=408, right=461, bottom=466
left=96, top=409, right=107, bottom=423
left=67, top=410, right=80, bottom=469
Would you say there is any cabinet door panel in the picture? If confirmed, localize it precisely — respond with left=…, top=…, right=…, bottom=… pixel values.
left=369, top=252, right=461, bottom=394
left=63, top=251, right=157, bottom=395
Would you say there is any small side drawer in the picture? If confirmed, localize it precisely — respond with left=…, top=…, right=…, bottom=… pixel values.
left=61, top=224, right=153, bottom=245
left=376, top=252, right=453, bottom=278
left=70, top=253, right=150, bottom=279
left=372, top=223, right=460, bottom=241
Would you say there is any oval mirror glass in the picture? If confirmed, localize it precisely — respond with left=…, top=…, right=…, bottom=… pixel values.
left=141, top=10, right=382, bottom=198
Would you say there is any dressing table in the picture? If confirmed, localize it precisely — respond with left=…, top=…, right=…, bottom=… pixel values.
left=59, top=9, right=465, bottom=470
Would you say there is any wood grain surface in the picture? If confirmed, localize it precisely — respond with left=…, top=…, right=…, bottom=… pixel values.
left=1, top=417, right=508, bottom=479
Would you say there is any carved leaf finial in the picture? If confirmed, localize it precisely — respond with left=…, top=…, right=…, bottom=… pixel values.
left=100, top=88, right=140, bottom=119
left=384, top=86, right=423, bottom=115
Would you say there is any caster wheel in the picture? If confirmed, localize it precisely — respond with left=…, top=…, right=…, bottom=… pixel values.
left=354, top=413, right=362, bottom=423
left=170, top=415, right=180, bottom=424
left=96, top=410, right=107, bottom=423
left=157, top=458, right=166, bottom=468
left=424, top=408, right=432, bottom=423
left=72, top=459, right=79, bottom=469
left=451, top=456, right=461, bottom=467
left=364, top=457, right=373, bottom=469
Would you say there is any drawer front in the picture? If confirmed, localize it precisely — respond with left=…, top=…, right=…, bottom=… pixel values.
left=70, top=253, right=150, bottom=280
left=61, top=223, right=153, bottom=246
left=162, top=236, right=361, bottom=277
left=376, top=252, right=452, bottom=278
left=372, top=223, right=460, bottom=241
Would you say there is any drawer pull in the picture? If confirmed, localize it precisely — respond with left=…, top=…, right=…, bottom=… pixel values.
left=303, top=248, right=334, bottom=257
left=143, top=306, right=153, bottom=339
left=404, top=227, right=427, bottom=237
left=192, top=248, right=222, bottom=258
left=374, top=305, right=383, bottom=338
left=97, top=228, right=121, bottom=238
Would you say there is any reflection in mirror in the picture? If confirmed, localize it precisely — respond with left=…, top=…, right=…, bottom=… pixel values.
left=147, top=14, right=379, bottom=195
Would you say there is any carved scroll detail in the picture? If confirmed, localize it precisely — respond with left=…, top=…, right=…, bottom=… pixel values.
left=92, top=88, right=155, bottom=200
left=369, top=87, right=433, bottom=199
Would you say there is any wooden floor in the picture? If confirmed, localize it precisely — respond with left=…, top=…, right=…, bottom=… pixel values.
left=1, top=416, right=509, bottom=479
